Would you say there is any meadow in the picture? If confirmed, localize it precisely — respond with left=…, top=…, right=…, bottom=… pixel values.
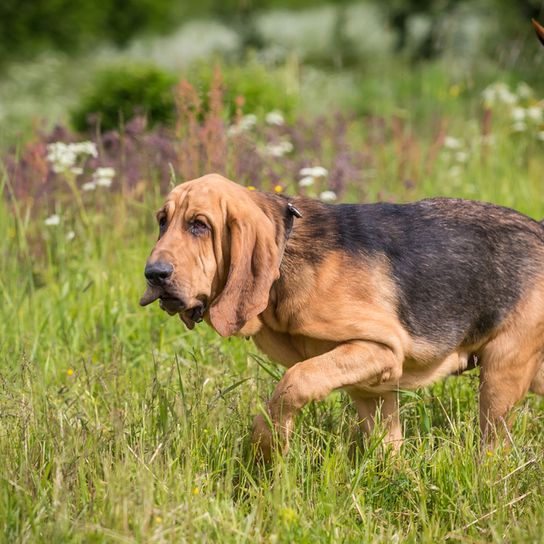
left=2, top=12, right=544, bottom=542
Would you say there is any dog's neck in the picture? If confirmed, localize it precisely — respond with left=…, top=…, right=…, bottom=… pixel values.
left=249, top=191, right=302, bottom=267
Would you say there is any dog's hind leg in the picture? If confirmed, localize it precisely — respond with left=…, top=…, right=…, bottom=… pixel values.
left=347, top=391, right=402, bottom=451
left=530, top=361, right=544, bottom=395
left=478, top=338, right=541, bottom=445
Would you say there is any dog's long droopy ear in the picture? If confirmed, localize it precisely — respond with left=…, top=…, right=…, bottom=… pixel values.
left=533, top=19, right=544, bottom=46
left=209, top=210, right=280, bottom=337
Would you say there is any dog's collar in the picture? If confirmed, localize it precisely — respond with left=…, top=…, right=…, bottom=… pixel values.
left=285, top=202, right=302, bottom=240
left=277, top=200, right=302, bottom=269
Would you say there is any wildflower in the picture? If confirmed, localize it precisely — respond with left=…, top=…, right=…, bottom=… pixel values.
left=82, top=182, right=96, bottom=191
left=227, top=114, right=257, bottom=136
left=44, top=214, right=60, bottom=226
left=46, top=141, right=98, bottom=174
left=516, top=82, right=533, bottom=100
left=247, top=185, right=256, bottom=191
left=443, top=137, right=462, bottom=150
left=300, top=166, right=328, bottom=178
left=264, top=140, right=293, bottom=157
left=298, top=176, right=314, bottom=187
left=526, top=106, right=543, bottom=123
left=72, top=141, right=98, bottom=158
left=455, top=151, right=469, bottom=163
left=481, top=82, right=517, bottom=107
left=67, top=368, right=74, bottom=376
left=95, top=177, right=113, bottom=188
left=70, top=167, right=83, bottom=176
left=46, top=142, right=77, bottom=173
left=511, top=107, right=526, bottom=122
left=95, top=167, right=115, bottom=178
left=192, top=487, right=200, bottom=495
left=266, top=110, right=285, bottom=126
left=92, top=167, right=115, bottom=188
left=66, top=230, right=76, bottom=241
left=274, top=185, right=283, bottom=193
left=155, top=516, right=163, bottom=524
left=512, top=121, right=527, bottom=132
left=319, top=190, right=337, bottom=202
left=449, top=84, right=461, bottom=98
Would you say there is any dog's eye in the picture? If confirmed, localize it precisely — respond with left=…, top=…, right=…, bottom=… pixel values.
left=188, top=219, right=209, bottom=236
left=158, top=215, right=168, bottom=233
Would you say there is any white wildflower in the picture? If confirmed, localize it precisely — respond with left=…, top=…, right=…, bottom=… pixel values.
left=92, top=167, right=115, bottom=188
left=95, top=177, right=112, bottom=188
left=300, top=166, right=328, bottom=178
left=265, top=110, right=284, bottom=126
left=227, top=114, right=258, bottom=136
left=298, top=176, right=314, bottom=187
left=319, top=190, right=337, bottom=202
left=443, top=136, right=462, bottom=150
left=227, top=124, right=242, bottom=137
left=46, top=142, right=77, bottom=173
left=516, top=82, right=533, bottom=100
left=66, top=230, right=76, bottom=241
left=264, top=140, right=293, bottom=157
left=82, top=181, right=96, bottom=191
left=71, top=141, right=98, bottom=158
left=482, top=82, right=517, bottom=107
left=241, top=114, right=257, bottom=128
left=94, top=167, right=115, bottom=178
left=526, top=106, right=543, bottom=123
left=511, top=107, right=526, bottom=122
left=70, top=167, right=83, bottom=176
left=44, top=214, right=60, bottom=226
left=512, top=121, right=527, bottom=132
left=46, top=140, right=98, bottom=174
left=455, top=151, right=469, bottom=163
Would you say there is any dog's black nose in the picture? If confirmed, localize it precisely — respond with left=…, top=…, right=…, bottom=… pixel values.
left=145, top=261, right=173, bottom=283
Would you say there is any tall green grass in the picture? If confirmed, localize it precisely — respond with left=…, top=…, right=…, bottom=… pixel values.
left=2, top=85, right=544, bottom=542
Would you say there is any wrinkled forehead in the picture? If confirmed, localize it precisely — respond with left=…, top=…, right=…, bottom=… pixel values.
left=162, top=182, right=225, bottom=217
left=161, top=177, right=249, bottom=217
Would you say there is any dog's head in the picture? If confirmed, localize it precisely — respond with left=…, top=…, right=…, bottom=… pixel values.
left=140, top=174, right=282, bottom=336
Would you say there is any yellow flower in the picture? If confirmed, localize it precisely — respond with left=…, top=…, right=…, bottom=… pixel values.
left=67, top=368, right=74, bottom=376
left=486, top=450, right=493, bottom=457
left=449, top=84, right=461, bottom=98
left=155, top=516, right=163, bottom=524
left=274, top=185, right=283, bottom=193
left=247, top=185, right=256, bottom=191
left=192, top=487, right=200, bottom=495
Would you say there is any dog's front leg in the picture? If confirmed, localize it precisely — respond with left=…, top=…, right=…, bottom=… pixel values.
left=252, top=340, right=402, bottom=461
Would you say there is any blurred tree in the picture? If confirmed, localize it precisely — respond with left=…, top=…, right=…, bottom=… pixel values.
left=0, top=0, right=178, bottom=64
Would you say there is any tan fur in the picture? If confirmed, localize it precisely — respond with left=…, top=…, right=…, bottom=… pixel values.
left=143, top=175, right=544, bottom=461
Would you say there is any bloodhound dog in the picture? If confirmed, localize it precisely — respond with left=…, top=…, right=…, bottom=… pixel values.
left=141, top=174, right=544, bottom=460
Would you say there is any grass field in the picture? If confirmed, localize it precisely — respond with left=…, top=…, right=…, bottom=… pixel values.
left=2, top=63, right=544, bottom=542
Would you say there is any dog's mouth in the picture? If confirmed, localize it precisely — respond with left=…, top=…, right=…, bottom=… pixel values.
left=139, top=285, right=208, bottom=329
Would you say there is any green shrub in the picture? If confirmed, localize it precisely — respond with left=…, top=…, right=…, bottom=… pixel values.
left=71, top=64, right=177, bottom=132
left=191, top=61, right=299, bottom=121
